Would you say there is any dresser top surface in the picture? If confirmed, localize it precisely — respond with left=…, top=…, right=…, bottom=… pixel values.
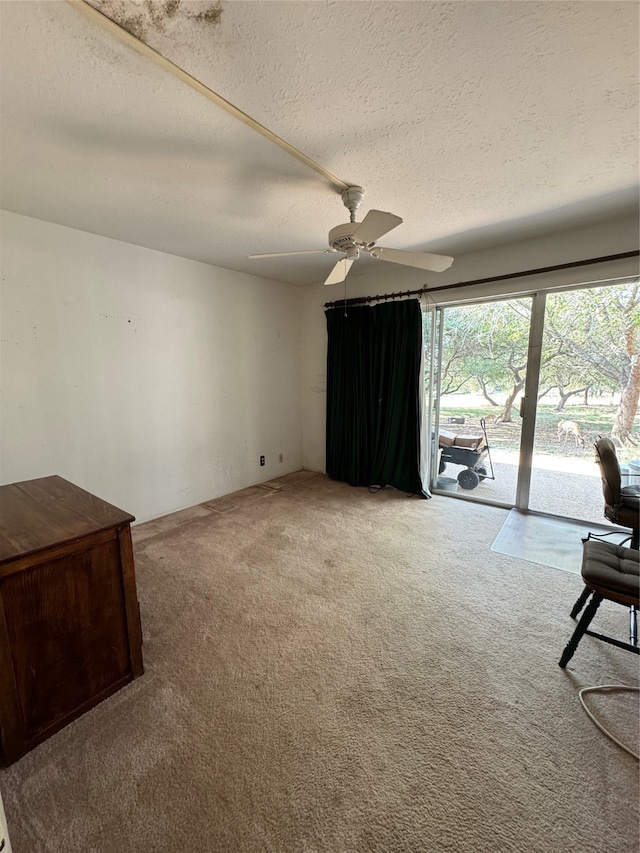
left=0, top=476, right=135, bottom=564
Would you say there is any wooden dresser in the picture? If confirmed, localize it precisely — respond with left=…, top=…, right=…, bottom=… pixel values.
left=0, top=476, right=143, bottom=764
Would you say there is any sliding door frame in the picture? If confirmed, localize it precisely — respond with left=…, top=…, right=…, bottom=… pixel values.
left=428, top=293, right=533, bottom=507
left=514, top=291, right=545, bottom=509
left=428, top=291, right=543, bottom=507
left=426, top=274, right=638, bottom=509
left=425, top=306, right=440, bottom=489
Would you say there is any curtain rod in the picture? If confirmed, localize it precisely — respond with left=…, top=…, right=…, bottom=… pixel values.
left=323, top=250, right=639, bottom=309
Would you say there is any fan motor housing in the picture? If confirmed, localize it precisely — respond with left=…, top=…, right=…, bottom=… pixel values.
left=328, top=223, right=373, bottom=252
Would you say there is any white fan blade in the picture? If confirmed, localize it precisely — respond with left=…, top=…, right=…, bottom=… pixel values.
left=370, top=247, right=453, bottom=272
left=352, top=210, right=402, bottom=244
left=324, top=258, right=355, bottom=286
left=250, top=249, right=334, bottom=258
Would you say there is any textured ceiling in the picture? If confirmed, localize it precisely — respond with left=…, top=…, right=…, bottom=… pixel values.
left=0, top=1, right=638, bottom=286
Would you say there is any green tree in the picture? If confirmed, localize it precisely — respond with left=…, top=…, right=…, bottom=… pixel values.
left=431, top=281, right=639, bottom=442
left=441, top=300, right=532, bottom=423
left=543, top=283, right=640, bottom=443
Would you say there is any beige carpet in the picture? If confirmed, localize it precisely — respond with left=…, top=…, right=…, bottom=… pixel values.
left=1, top=472, right=638, bottom=852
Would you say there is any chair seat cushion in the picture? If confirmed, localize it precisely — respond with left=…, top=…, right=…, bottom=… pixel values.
left=582, top=540, right=640, bottom=601
left=605, top=486, right=640, bottom=528
left=620, top=485, right=640, bottom=508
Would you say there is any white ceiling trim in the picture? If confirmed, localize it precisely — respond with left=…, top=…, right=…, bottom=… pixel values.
left=69, top=0, right=350, bottom=193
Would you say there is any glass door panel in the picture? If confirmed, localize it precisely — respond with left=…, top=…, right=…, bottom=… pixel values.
left=432, top=297, right=532, bottom=503
left=528, top=281, right=640, bottom=521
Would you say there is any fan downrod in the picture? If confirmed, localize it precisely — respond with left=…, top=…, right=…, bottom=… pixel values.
left=341, top=186, right=365, bottom=223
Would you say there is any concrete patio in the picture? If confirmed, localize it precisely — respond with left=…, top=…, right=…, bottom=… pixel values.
left=436, top=447, right=621, bottom=526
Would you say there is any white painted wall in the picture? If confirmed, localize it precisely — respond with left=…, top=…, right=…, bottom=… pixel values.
left=1, top=211, right=303, bottom=523
left=301, top=213, right=640, bottom=473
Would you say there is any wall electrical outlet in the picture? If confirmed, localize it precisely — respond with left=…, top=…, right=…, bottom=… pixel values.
left=260, top=455, right=265, bottom=466
left=278, top=453, right=283, bottom=463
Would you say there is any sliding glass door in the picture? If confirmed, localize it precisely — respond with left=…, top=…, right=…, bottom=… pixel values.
left=528, top=281, right=640, bottom=521
left=429, top=296, right=532, bottom=506
left=428, top=278, right=639, bottom=519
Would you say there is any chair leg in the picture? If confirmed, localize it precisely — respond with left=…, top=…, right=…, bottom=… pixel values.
left=570, top=586, right=592, bottom=619
left=630, top=605, right=638, bottom=647
left=559, top=592, right=603, bottom=668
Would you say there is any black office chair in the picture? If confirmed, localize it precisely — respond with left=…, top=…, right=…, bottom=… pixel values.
left=594, top=437, right=639, bottom=550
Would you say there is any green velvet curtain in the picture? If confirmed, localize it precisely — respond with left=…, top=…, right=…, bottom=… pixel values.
left=325, top=298, right=427, bottom=495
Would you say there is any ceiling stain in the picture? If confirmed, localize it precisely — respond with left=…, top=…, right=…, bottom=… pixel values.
left=188, top=4, right=222, bottom=26
left=89, top=0, right=223, bottom=42
left=163, top=0, right=181, bottom=18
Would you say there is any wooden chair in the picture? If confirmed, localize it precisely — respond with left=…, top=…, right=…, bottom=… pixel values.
left=559, top=539, right=639, bottom=668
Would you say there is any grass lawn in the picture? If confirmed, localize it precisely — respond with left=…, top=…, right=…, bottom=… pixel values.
left=438, top=402, right=640, bottom=465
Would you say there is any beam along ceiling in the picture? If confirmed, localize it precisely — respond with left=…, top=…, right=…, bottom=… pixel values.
left=0, top=1, right=638, bottom=286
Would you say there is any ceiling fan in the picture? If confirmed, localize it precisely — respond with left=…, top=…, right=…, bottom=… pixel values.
left=250, top=186, right=453, bottom=285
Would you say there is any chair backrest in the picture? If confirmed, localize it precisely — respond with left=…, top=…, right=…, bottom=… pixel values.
left=594, top=437, right=621, bottom=507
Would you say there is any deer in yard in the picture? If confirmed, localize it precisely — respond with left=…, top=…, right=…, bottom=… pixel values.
left=557, top=420, right=585, bottom=447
